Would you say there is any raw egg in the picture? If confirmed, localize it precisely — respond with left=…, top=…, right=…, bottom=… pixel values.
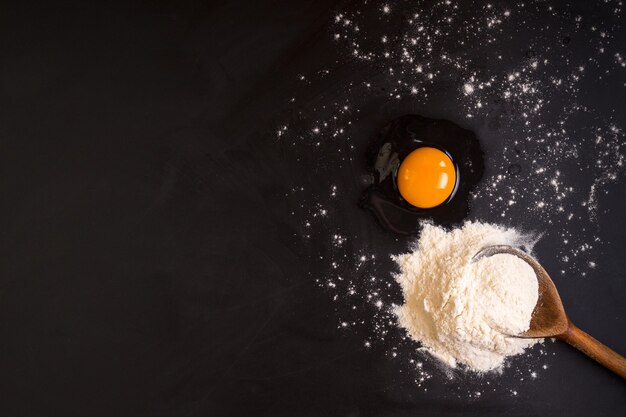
left=360, top=114, right=484, bottom=235
left=397, top=147, right=457, bottom=208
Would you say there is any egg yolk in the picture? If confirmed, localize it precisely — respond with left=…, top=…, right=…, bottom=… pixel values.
left=397, top=147, right=457, bottom=208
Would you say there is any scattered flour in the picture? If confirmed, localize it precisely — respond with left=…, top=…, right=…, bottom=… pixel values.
left=279, top=0, right=626, bottom=392
left=394, top=222, right=541, bottom=372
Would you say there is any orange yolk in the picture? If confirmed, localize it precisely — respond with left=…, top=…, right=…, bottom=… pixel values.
left=397, top=147, right=457, bottom=209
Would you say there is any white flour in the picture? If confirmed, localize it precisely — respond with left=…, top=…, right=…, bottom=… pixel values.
left=394, top=222, right=541, bottom=372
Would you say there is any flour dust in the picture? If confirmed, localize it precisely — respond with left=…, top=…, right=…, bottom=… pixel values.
left=275, top=0, right=625, bottom=398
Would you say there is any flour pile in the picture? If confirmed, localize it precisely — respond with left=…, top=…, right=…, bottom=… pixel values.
left=394, top=222, right=542, bottom=372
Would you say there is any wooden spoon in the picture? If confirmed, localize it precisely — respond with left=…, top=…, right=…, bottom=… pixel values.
left=474, top=245, right=626, bottom=379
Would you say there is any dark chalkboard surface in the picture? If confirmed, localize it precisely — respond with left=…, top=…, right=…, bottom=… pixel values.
left=1, top=1, right=624, bottom=416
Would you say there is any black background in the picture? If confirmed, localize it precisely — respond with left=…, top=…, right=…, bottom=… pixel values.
left=1, top=1, right=625, bottom=416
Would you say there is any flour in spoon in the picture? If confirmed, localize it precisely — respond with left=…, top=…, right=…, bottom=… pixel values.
left=394, top=222, right=541, bottom=372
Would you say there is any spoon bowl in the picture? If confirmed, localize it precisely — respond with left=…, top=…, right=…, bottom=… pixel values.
left=474, top=245, right=626, bottom=379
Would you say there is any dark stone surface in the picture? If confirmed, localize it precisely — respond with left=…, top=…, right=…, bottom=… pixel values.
left=0, top=1, right=624, bottom=416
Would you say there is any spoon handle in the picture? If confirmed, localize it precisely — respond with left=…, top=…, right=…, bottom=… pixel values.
left=560, top=323, right=626, bottom=379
